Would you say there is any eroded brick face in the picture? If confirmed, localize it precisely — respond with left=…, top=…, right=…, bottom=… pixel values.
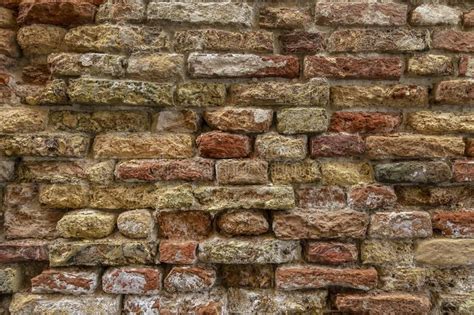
left=1, top=1, right=473, bottom=313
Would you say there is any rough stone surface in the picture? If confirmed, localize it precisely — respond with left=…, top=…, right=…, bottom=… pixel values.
left=176, top=82, right=226, bottom=107
left=57, top=209, right=116, bottom=239
left=277, top=108, right=327, bottom=134
left=362, top=240, right=414, bottom=266
left=270, top=160, right=321, bottom=184
left=155, top=110, right=199, bottom=133
left=329, top=112, right=402, bottom=134
left=216, top=159, right=268, bottom=185
left=321, top=162, right=374, bottom=186
left=196, top=131, right=251, bottom=159
left=164, top=266, right=216, bottom=292
left=221, top=265, right=273, bottom=289
left=433, top=30, right=474, bottom=53
left=369, top=211, right=432, bottom=239
left=255, top=133, right=307, bottom=161
left=31, top=268, right=100, bottom=295
left=297, top=186, right=346, bottom=210
left=217, top=210, right=269, bottom=236
left=127, top=53, right=184, bottom=81
left=311, top=134, right=365, bottom=157
left=432, top=210, right=474, bottom=238
left=204, top=107, right=272, bottom=133
left=0, top=108, right=48, bottom=134
left=348, top=185, right=397, bottom=211
left=408, top=54, right=454, bottom=76
left=159, top=240, right=198, bottom=265
left=415, top=239, right=474, bottom=266
left=435, top=79, right=474, bottom=105
left=305, top=242, right=358, bottom=265
left=157, top=211, right=211, bottom=240
left=375, top=161, right=452, bottom=184
left=259, top=6, right=311, bottom=29
left=280, top=31, right=326, bottom=54
left=411, top=4, right=461, bottom=25
left=102, top=266, right=162, bottom=295
left=17, top=24, right=66, bottom=56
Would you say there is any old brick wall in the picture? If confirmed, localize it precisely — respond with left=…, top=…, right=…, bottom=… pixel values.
left=0, top=0, right=473, bottom=313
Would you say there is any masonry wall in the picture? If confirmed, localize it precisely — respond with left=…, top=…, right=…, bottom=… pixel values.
left=0, top=0, right=473, bottom=313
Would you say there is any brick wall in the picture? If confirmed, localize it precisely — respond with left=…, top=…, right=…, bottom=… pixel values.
left=0, top=0, right=473, bottom=313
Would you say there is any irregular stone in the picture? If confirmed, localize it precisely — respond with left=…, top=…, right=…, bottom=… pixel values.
left=0, top=240, right=49, bottom=263
left=230, top=80, right=329, bottom=106
left=408, top=111, right=474, bottom=133
left=159, top=240, right=197, bottom=265
left=259, top=6, right=311, bottom=29
left=127, top=53, right=184, bottom=81
left=217, top=210, right=269, bottom=236
left=0, top=160, right=14, bottom=182
left=17, top=24, right=66, bottom=56
left=433, top=30, right=474, bottom=52
left=196, top=131, right=250, bottom=159
left=297, top=186, right=346, bottom=210
left=57, top=210, right=116, bottom=239
left=329, top=112, right=401, bottom=134
left=348, top=184, right=397, bottom=211
left=435, top=79, right=474, bottom=105
left=305, top=242, right=358, bottom=265
left=17, top=0, right=96, bottom=26
left=204, top=107, right=272, bottom=133
left=156, top=110, right=200, bottom=132
left=280, top=31, right=326, bottom=54
left=198, top=237, right=301, bottom=264
left=164, top=266, right=216, bottom=292
left=194, top=185, right=295, bottom=211
left=273, top=209, right=368, bottom=240
left=49, top=238, right=155, bottom=266
left=375, top=161, right=452, bottom=184
left=174, top=29, right=273, bottom=53
left=277, top=108, right=327, bottom=134
left=96, top=0, right=146, bottom=23
left=379, top=266, right=427, bottom=291
left=328, top=29, right=428, bottom=52
left=460, top=55, right=474, bottom=77
left=48, top=53, right=126, bottom=77
left=31, top=268, right=100, bottom=295
left=115, top=158, right=214, bottom=182
left=369, top=211, right=432, bottom=239
left=103, top=266, right=162, bottom=295
left=188, top=53, right=299, bottom=78
left=437, top=293, right=474, bottom=315
left=68, top=78, right=173, bottom=106
left=331, top=84, right=428, bottom=108
left=255, top=133, right=307, bottom=161
left=362, top=240, right=414, bottom=266
left=0, top=8, right=16, bottom=28
left=270, top=160, right=320, bottom=184
left=89, top=184, right=155, bottom=210
left=411, top=4, right=461, bottom=25
left=24, top=79, right=68, bottom=105
left=157, top=184, right=196, bottom=210
left=305, top=56, right=402, bottom=79
left=321, top=162, right=373, bottom=186
left=22, top=64, right=50, bottom=84
left=315, top=2, right=407, bottom=26
left=39, top=184, right=89, bottom=209
left=157, top=211, right=211, bottom=240
left=395, top=186, right=474, bottom=208
left=93, top=133, right=193, bottom=159
left=0, top=29, right=19, bottom=58
left=64, top=24, right=168, bottom=53
left=366, top=135, right=465, bottom=159
left=407, top=54, right=454, bottom=76
left=433, top=210, right=474, bottom=238
left=0, top=265, right=22, bottom=293
left=175, top=82, right=226, bottom=107
left=335, top=293, right=431, bottom=315
left=221, top=265, right=273, bottom=289
left=117, top=209, right=154, bottom=239
left=216, top=159, right=268, bottom=185
left=415, top=239, right=474, bottom=266
left=310, top=134, right=365, bottom=157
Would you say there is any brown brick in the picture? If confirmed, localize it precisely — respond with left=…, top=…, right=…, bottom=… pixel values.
left=39, top=184, right=89, bottom=209
left=407, top=54, right=454, bottom=76
left=221, top=265, right=273, bottom=289
left=408, top=111, right=474, bottom=133
left=310, top=134, right=365, bottom=157
left=270, top=160, right=321, bottom=184
left=348, top=185, right=397, bottom=211
left=204, top=108, right=272, bottom=133
left=329, top=112, right=401, bottom=134
left=305, top=242, right=358, bottom=265
left=22, top=64, right=50, bottom=84
left=197, top=131, right=251, bottom=159
left=0, top=240, right=49, bottom=263
left=0, top=8, right=16, bottom=29
left=459, top=55, right=474, bottom=77
left=395, top=186, right=474, bottom=208
left=433, top=210, right=474, bottom=238
left=176, top=82, right=226, bottom=107
left=259, top=6, right=311, bottom=29
left=465, top=9, right=474, bottom=27
left=17, top=24, right=66, bottom=56
left=453, top=160, right=474, bottom=182
left=255, top=133, right=307, bottom=161
left=0, top=108, right=48, bottom=134
left=297, top=186, right=346, bottom=210
left=0, top=29, right=19, bottom=58
left=468, top=139, right=474, bottom=157
left=217, top=210, right=269, bottom=236
left=433, top=30, right=474, bottom=52
left=159, top=240, right=198, bottom=265
left=17, top=0, right=96, bottom=26
left=435, top=79, right=474, bottom=105
left=216, top=159, right=268, bottom=185
left=280, top=31, right=326, bottom=54
left=369, top=211, right=432, bottom=239
left=96, top=0, right=146, bottom=23
left=157, top=211, right=212, bottom=240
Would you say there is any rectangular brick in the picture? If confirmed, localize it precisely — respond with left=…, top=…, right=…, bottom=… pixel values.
left=164, top=265, right=216, bottom=292
left=453, top=160, right=474, bottom=182
left=433, top=30, right=474, bottom=52
left=433, top=210, right=474, bottom=238
left=126, top=53, right=184, bottom=81
left=221, top=265, right=273, bottom=289
left=259, top=6, right=311, bottom=29
left=348, top=185, right=397, bottom=211
left=197, top=131, right=251, bottom=159
left=362, top=240, right=414, bottom=266
left=157, top=211, right=211, bottom=240
left=103, top=266, right=162, bottom=295
left=329, top=112, right=402, bottom=134
left=96, top=0, right=146, bottom=23
left=297, top=186, right=346, bottom=210
left=336, top=293, right=430, bottom=314
left=39, top=184, right=90, bottom=209
left=305, top=242, right=358, bottom=265
left=415, top=239, right=474, bottom=266
left=155, top=110, right=199, bottom=133
left=216, top=159, right=268, bottom=185
left=31, top=268, right=100, bottom=295
left=369, top=211, right=432, bottom=239
left=395, top=186, right=474, bottom=208
left=277, top=108, right=327, bottom=134
left=411, top=4, right=461, bottom=25
left=175, top=82, right=226, bottom=107
left=159, top=240, right=198, bottom=264
left=435, top=79, right=474, bottom=105
left=311, top=134, right=365, bottom=157
left=460, top=55, right=474, bottom=77
left=0, top=108, right=48, bottom=133
left=0, top=160, right=14, bottom=182
left=256, top=133, right=307, bottom=161
left=89, top=184, right=156, bottom=210
left=408, top=111, right=474, bottom=133
left=204, top=108, right=272, bottom=133
left=375, top=161, right=452, bottom=184
left=270, top=160, right=320, bottom=184
left=321, top=162, right=374, bottom=186
left=0, top=240, right=49, bottom=263
left=407, top=54, right=454, bottom=76
left=280, top=31, right=326, bottom=54
left=48, top=53, right=126, bottom=77
left=0, top=29, right=19, bottom=58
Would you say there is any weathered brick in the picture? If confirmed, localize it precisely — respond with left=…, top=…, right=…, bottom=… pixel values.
left=0, top=29, right=19, bottom=58
left=468, top=139, right=474, bottom=157
left=90, top=184, right=156, bottom=210
left=103, top=266, right=162, bottom=295
left=407, top=54, right=454, bottom=76
left=255, top=133, right=307, bottom=161
left=147, top=1, right=253, bottom=27
left=39, top=184, right=89, bottom=209
left=156, top=184, right=196, bottom=210
left=0, top=8, right=16, bottom=29
left=115, top=158, right=214, bottom=182
left=230, top=80, right=329, bottom=106
left=159, top=240, right=198, bottom=264
left=0, top=265, right=23, bottom=293
left=435, top=79, right=474, bottom=105
left=31, top=268, right=100, bottom=295
left=196, top=131, right=251, bottom=159
left=411, top=4, right=461, bottom=25
left=408, top=111, right=474, bottom=133
left=22, top=64, right=50, bottom=84
left=270, top=160, right=320, bottom=184
left=188, top=53, right=299, bottom=78
left=454, top=160, right=474, bottom=182
left=305, top=242, right=358, bottom=265
left=348, top=185, right=397, bottom=211
left=17, top=0, right=96, bottom=26
left=0, top=240, right=48, bottom=263
left=273, top=209, right=368, bottom=240
left=157, top=211, right=211, bottom=240
left=57, top=209, right=116, bottom=239
left=331, top=85, right=428, bottom=109
left=259, top=6, right=311, bottom=29
left=366, top=135, right=465, bottom=159
left=277, top=108, right=327, bottom=134
left=198, top=237, right=300, bottom=264
left=194, top=185, right=295, bottom=211
left=379, top=267, right=427, bottom=291
left=221, top=265, right=273, bottom=289
left=93, top=133, right=193, bottom=158
left=64, top=24, right=168, bottom=53
left=369, top=211, right=432, bottom=239
left=17, top=24, right=66, bottom=56
left=174, top=29, right=273, bottom=53
left=276, top=265, right=377, bottom=290
left=335, top=293, right=431, bottom=315
left=375, top=161, right=452, bottom=184
left=165, top=266, right=216, bottom=292
left=329, top=112, right=401, bottom=134
left=127, top=53, right=184, bottom=81
left=216, top=159, right=268, bottom=185
left=433, top=30, right=474, bottom=52
left=48, top=53, right=126, bottom=77
left=310, top=134, right=365, bottom=157
left=328, top=29, right=428, bottom=52
left=396, top=186, right=474, bottom=208
left=96, top=0, right=146, bottom=23
left=460, top=55, right=474, bottom=77
left=24, top=79, right=68, bottom=106
left=465, top=9, right=474, bottom=27
left=0, top=160, right=14, bottom=182
left=68, top=78, right=173, bottom=106
left=315, top=2, right=407, bottom=26
left=117, top=209, right=154, bottom=239
left=433, top=210, right=474, bottom=238
left=204, top=108, right=272, bottom=133
left=321, top=162, right=373, bottom=186
left=155, top=110, right=200, bottom=133
left=305, top=56, right=401, bottom=79
left=415, top=239, right=474, bottom=266
left=362, top=240, right=414, bottom=266
left=176, top=82, right=226, bottom=107
left=280, top=31, right=326, bottom=54
left=297, top=186, right=346, bottom=210
left=437, top=293, right=474, bottom=315
left=217, top=210, right=269, bottom=236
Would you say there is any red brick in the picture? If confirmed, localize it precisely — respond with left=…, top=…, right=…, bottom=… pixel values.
left=0, top=239, right=48, bottom=263
left=305, top=242, right=358, bottom=265
left=453, top=160, right=474, bottom=182
left=103, top=266, right=162, bottom=295
left=157, top=211, right=212, bottom=240
left=335, top=293, right=431, bottom=314
left=115, top=158, right=214, bottom=182
left=17, top=0, right=97, bottom=26
left=310, top=134, right=365, bottom=157
left=329, top=112, right=401, bottom=134
left=197, top=131, right=251, bottom=159
left=280, top=31, right=326, bottom=54
left=433, top=210, right=474, bottom=238
left=465, top=10, right=474, bottom=27
left=433, top=30, right=474, bottom=52
left=159, top=240, right=198, bottom=264
left=276, top=265, right=377, bottom=290
left=164, top=266, right=216, bottom=292
left=305, top=56, right=401, bottom=79
left=31, top=268, right=100, bottom=295
left=297, top=186, right=346, bottom=209
left=459, top=55, right=474, bottom=77
left=217, top=210, right=269, bottom=236
left=435, top=80, right=474, bottom=105
left=348, top=184, right=397, bottom=211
